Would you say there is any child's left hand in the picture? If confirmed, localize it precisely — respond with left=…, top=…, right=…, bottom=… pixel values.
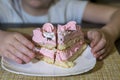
left=87, top=29, right=115, bottom=60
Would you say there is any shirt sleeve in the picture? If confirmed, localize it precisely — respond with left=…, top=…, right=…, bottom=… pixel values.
left=0, top=5, right=5, bottom=23
left=0, top=0, right=13, bottom=23
left=66, top=1, right=88, bottom=24
left=0, top=2, right=8, bottom=23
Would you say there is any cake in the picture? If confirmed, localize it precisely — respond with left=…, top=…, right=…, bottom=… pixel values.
left=57, top=21, right=85, bottom=50
left=32, top=21, right=87, bottom=68
left=32, top=23, right=57, bottom=49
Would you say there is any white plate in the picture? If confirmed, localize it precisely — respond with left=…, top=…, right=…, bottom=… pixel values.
left=1, top=46, right=96, bottom=77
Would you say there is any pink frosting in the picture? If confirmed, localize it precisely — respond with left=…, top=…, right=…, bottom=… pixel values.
left=32, top=21, right=85, bottom=62
left=57, top=21, right=84, bottom=45
left=58, top=21, right=76, bottom=32
left=39, top=48, right=56, bottom=59
left=32, top=28, right=56, bottom=46
left=56, top=42, right=84, bottom=61
left=36, top=42, right=84, bottom=61
left=42, top=23, right=54, bottom=32
left=32, top=28, right=42, bottom=43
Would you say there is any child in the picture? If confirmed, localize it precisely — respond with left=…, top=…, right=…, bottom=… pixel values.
left=0, top=0, right=120, bottom=64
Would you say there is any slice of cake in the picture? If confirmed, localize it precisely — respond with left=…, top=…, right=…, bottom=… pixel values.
left=55, top=21, right=87, bottom=68
left=34, top=47, right=57, bottom=64
left=55, top=42, right=87, bottom=68
left=32, top=23, right=56, bottom=49
left=32, top=21, right=87, bottom=68
left=57, top=21, right=85, bottom=50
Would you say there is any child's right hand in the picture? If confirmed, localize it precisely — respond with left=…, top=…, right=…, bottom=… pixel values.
left=0, top=31, right=35, bottom=64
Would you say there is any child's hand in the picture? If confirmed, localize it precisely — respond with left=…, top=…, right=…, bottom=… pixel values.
left=0, top=31, right=35, bottom=64
left=87, top=29, right=114, bottom=60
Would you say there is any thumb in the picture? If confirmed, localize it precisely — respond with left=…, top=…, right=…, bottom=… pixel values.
left=87, top=30, right=93, bottom=41
left=87, top=30, right=95, bottom=47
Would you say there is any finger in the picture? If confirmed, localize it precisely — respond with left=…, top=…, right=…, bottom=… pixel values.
left=87, top=31, right=101, bottom=47
left=14, top=33, right=34, bottom=49
left=3, top=50, right=22, bottom=64
left=95, top=48, right=106, bottom=58
left=99, top=52, right=108, bottom=60
left=7, top=45, right=31, bottom=63
left=99, top=46, right=110, bottom=60
left=91, top=32, right=102, bottom=47
left=87, top=30, right=93, bottom=41
left=92, top=38, right=106, bottom=54
left=87, top=31, right=94, bottom=47
left=11, top=40, right=35, bottom=59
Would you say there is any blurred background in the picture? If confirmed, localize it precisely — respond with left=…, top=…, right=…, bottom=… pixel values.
left=90, top=0, right=120, bottom=7
left=81, top=0, right=120, bottom=28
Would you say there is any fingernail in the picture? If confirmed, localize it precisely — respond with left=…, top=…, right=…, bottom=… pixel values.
left=30, top=53, right=35, bottom=58
left=88, top=31, right=93, bottom=35
left=99, top=57, right=103, bottom=60
left=25, top=58, right=31, bottom=63
left=93, top=54, right=97, bottom=57
left=91, top=43, right=94, bottom=47
left=93, top=55, right=96, bottom=57
left=16, top=59, right=22, bottom=64
left=30, top=46, right=34, bottom=50
left=29, top=44, right=35, bottom=50
left=92, top=49, right=95, bottom=53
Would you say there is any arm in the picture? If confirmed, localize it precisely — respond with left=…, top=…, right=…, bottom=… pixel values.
left=83, top=2, right=120, bottom=41
left=83, top=2, right=120, bottom=59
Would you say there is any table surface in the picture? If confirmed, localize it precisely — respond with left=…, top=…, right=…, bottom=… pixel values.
left=0, top=26, right=120, bottom=80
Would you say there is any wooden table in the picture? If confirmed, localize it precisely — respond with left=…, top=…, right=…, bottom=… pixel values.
left=0, top=25, right=120, bottom=80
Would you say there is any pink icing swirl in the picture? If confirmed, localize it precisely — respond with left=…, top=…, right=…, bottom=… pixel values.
left=32, top=28, right=42, bottom=43
left=42, top=23, right=54, bottom=32
left=58, top=21, right=77, bottom=32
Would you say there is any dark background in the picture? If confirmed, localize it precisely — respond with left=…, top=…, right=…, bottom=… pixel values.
left=90, top=0, right=120, bottom=7
left=90, top=0, right=120, bottom=3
